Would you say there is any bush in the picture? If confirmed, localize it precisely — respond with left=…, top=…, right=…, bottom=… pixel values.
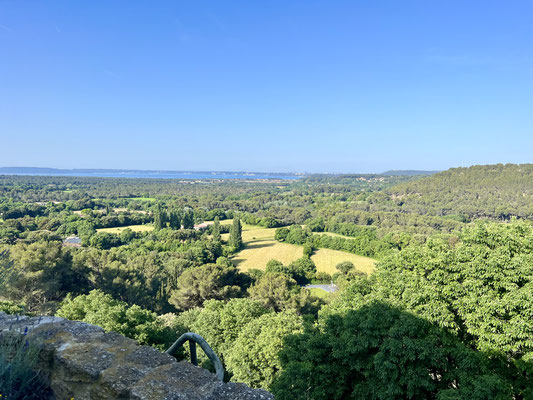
left=272, top=303, right=511, bottom=400
left=176, top=298, right=270, bottom=365
left=288, top=257, right=317, bottom=284
left=0, top=332, right=51, bottom=399
left=274, top=227, right=289, bottom=242
left=302, top=242, right=314, bottom=258
left=336, top=261, right=355, bottom=274
left=0, top=301, right=25, bottom=315
left=57, top=290, right=180, bottom=350
left=313, top=272, right=332, bottom=283
left=225, top=311, right=304, bottom=389
left=265, top=259, right=291, bottom=275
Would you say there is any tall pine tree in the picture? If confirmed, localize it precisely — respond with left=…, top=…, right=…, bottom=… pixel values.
left=153, top=210, right=165, bottom=230
left=182, top=208, right=195, bottom=229
left=212, top=216, right=221, bottom=242
left=169, top=210, right=181, bottom=230
left=229, top=216, right=242, bottom=249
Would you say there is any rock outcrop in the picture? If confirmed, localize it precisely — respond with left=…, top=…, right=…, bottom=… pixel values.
left=0, top=312, right=273, bottom=400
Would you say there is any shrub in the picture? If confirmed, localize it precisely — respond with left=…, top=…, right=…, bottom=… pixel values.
left=0, top=331, right=51, bottom=399
left=225, top=311, right=304, bottom=389
left=57, top=290, right=180, bottom=350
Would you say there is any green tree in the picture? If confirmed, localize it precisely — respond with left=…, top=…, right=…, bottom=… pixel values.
left=249, top=272, right=306, bottom=312
left=306, top=217, right=325, bottom=232
left=212, top=216, right=221, bottom=242
left=76, top=220, right=96, bottom=244
left=285, top=225, right=309, bottom=244
left=225, top=311, right=303, bottom=389
left=89, top=232, right=121, bottom=249
left=336, top=260, right=355, bottom=274
left=321, top=220, right=533, bottom=397
left=56, top=290, right=181, bottom=350
left=265, top=259, right=290, bottom=275
left=168, top=210, right=181, bottom=230
left=0, top=250, right=13, bottom=293
left=248, top=272, right=321, bottom=314
left=182, top=208, right=195, bottom=229
left=229, top=217, right=242, bottom=250
left=119, top=227, right=135, bottom=244
left=288, top=257, right=317, bottom=284
left=272, top=303, right=510, bottom=400
left=176, top=298, right=269, bottom=363
left=274, top=227, right=290, bottom=242
left=6, top=241, right=88, bottom=312
left=153, top=210, right=166, bottom=230
left=169, top=264, right=248, bottom=310
left=302, top=242, right=314, bottom=258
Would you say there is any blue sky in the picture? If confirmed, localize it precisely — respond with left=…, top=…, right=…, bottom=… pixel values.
left=1, top=1, right=532, bottom=173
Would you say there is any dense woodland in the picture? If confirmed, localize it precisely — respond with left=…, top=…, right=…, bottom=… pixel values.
left=1, top=163, right=532, bottom=399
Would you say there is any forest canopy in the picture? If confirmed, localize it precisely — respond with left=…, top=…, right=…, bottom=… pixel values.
left=0, top=163, right=532, bottom=398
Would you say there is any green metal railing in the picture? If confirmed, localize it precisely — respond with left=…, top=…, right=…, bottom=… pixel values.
left=166, top=332, right=224, bottom=381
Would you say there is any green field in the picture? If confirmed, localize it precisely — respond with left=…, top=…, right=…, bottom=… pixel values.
left=127, top=197, right=156, bottom=202
left=311, top=248, right=375, bottom=275
left=113, top=207, right=147, bottom=214
left=223, top=223, right=376, bottom=274
left=307, top=287, right=335, bottom=300
left=96, top=224, right=154, bottom=233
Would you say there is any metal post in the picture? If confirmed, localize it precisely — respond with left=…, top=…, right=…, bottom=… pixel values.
left=166, top=332, right=224, bottom=381
left=189, top=340, right=197, bottom=366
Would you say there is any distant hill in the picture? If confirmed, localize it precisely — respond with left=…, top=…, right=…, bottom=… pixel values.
left=381, top=170, right=440, bottom=176
left=371, top=164, right=533, bottom=221
left=303, top=173, right=423, bottom=189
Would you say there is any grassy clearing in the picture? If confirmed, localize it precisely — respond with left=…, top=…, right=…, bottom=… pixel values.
left=225, top=224, right=376, bottom=275
left=96, top=225, right=154, bottom=234
left=222, top=225, right=300, bottom=270
left=128, top=197, right=156, bottom=202
left=113, top=208, right=148, bottom=214
left=73, top=209, right=105, bottom=216
left=307, top=288, right=335, bottom=300
left=221, top=225, right=277, bottom=242
left=232, top=240, right=304, bottom=271
left=311, top=248, right=375, bottom=275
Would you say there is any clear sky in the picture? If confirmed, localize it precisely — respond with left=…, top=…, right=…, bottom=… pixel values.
left=1, top=1, right=532, bottom=173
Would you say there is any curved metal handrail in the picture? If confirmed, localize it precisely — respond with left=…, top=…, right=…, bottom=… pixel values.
left=166, top=332, right=224, bottom=381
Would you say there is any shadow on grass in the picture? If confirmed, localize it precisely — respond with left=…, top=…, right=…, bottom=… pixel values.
left=242, top=240, right=275, bottom=250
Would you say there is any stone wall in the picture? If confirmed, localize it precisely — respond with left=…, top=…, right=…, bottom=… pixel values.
left=0, top=312, right=273, bottom=400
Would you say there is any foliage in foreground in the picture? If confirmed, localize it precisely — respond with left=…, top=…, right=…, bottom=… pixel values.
left=225, top=311, right=304, bottom=389
left=0, top=332, right=50, bottom=400
left=271, top=302, right=511, bottom=400
left=56, top=289, right=183, bottom=350
left=273, top=220, right=533, bottom=398
left=176, top=298, right=306, bottom=389
left=176, top=298, right=270, bottom=364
